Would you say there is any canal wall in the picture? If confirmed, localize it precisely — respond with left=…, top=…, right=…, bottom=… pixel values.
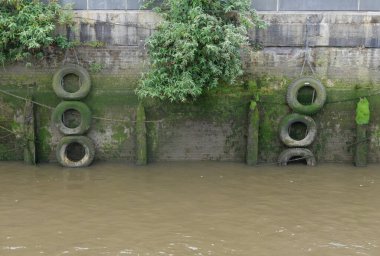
left=1, top=10, right=380, bottom=164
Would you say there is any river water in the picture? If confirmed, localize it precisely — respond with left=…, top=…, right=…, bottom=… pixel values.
left=0, top=162, right=379, bottom=256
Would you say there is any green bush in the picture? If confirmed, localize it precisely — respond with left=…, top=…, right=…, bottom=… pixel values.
left=0, top=0, right=73, bottom=65
left=356, top=97, right=370, bottom=125
left=136, top=0, right=265, bottom=102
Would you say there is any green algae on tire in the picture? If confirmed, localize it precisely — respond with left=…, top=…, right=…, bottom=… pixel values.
left=52, top=64, right=91, bottom=100
left=286, top=77, right=326, bottom=115
left=52, top=101, right=92, bottom=135
left=279, top=113, right=317, bottom=147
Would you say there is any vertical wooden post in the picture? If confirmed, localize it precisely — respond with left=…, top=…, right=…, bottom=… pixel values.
left=355, top=124, right=368, bottom=167
left=147, top=121, right=159, bottom=163
left=136, top=103, right=147, bottom=166
left=246, top=101, right=260, bottom=166
left=23, top=98, right=36, bottom=165
left=354, top=97, right=370, bottom=167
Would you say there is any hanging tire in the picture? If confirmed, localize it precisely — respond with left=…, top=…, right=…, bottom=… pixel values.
left=278, top=148, right=316, bottom=166
left=52, top=64, right=91, bottom=100
left=56, top=136, right=95, bottom=168
left=286, top=77, right=326, bottom=115
left=279, top=113, right=317, bottom=147
left=52, top=101, right=92, bottom=135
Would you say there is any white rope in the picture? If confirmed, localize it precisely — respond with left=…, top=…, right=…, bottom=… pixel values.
left=0, top=89, right=164, bottom=123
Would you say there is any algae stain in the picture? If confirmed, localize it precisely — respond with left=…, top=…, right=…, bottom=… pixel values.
left=112, top=125, right=128, bottom=142
left=37, top=127, right=52, bottom=162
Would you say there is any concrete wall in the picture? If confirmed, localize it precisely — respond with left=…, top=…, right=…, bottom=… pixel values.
left=2, top=10, right=380, bottom=164
left=58, top=0, right=380, bottom=11
left=64, top=11, right=380, bottom=83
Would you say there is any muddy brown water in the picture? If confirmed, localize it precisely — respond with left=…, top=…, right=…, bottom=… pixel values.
left=0, top=162, right=379, bottom=256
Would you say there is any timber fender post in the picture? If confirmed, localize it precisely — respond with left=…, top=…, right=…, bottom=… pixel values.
left=23, top=98, right=36, bottom=165
left=355, top=98, right=370, bottom=167
left=136, top=103, right=147, bottom=166
left=246, top=101, right=259, bottom=166
left=355, top=124, right=368, bottom=167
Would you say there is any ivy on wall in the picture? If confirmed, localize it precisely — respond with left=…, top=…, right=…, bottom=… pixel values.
left=0, top=0, right=73, bottom=65
left=136, top=0, right=266, bottom=102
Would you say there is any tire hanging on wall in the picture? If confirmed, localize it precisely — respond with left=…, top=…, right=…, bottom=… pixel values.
left=52, top=64, right=91, bottom=100
left=286, top=77, right=326, bottom=115
left=279, top=113, right=317, bottom=147
left=51, top=101, right=92, bottom=135
left=278, top=148, right=316, bottom=166
left=56, top=136, right=95, bottom=168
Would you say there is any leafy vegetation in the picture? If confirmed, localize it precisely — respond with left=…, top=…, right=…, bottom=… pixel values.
left=0, top=0, right=73, bottom=65
left=136, top=0, right=266, bottom=102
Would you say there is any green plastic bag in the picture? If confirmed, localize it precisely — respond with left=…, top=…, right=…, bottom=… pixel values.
left=356, top=98, right=370, bottom=125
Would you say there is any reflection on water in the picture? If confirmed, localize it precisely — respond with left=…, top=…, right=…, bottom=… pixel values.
left=0, top=162, right=380, bottom=256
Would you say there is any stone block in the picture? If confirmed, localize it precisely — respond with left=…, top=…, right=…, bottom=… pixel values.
left=279, top=0, right=358, bottom=11
left=59, top=0, right=87, bottom=10
left=127, top=0, right=143, bottom=10
left=252, top=0, right=277, bottom=11
left=88, top=0, right=128, bottom=10
left=360, top=0, right=380, bottom=11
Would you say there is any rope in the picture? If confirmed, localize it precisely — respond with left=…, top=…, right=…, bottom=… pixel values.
left=0, top=133, right=13, bottom=140
left=92, top=116, right=164, bottom=123
left=0, top=89, right=54, bottom=110
left=0, top=89, right=164, bottom=124
left=347, top=136, right=371, bottom=148
left=62, top=48, right=80, bottom=65
left=0, top=145, right=25, bottom=154
left=300, top=16, right=315, bottom=76
left=0, top=124, right=16, bottom=135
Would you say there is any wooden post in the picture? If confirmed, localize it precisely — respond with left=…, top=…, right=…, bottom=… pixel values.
left=136, top=103, right=147, bottom=165
left=355, top=124, right=368, bottom=167
left=246, top=101, right=260, bottom=166
left=147, top=121, right=159, bottom=163
left=23, top=98, right=36, bottom=165
left=354, top=97, right=370, bottom=167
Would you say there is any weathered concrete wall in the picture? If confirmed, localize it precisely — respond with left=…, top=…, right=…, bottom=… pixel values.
left=65, top=11, right=380, bottom=83
left=253, top=12, right=380, bottom=48
left=58, top=0, right=380, bottom=11
left=2, top=10, right=380, bottom=164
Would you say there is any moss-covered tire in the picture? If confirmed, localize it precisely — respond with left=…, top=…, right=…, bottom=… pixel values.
left=286, top=77, right=326, bottom=115
left=279, top=113, right=317, bottom=147
left=278, top=148, right=316, bottom=166
left=52, top=101, right=92, bottom=135
left=52, top=64, right=91, bottom=100
left=56, top=136, right=95, bottom=168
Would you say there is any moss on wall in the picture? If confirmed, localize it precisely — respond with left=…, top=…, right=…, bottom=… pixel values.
left=2, top=72, right=380, bottom=163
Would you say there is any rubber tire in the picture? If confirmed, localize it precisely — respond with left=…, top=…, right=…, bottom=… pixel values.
left=52, top=64, right=91, bottom=100
left=279, top=113, right=317, bottom=147
left=278, top=148, right=316, bottom=166
left=52, top=101, right=92, bottom=135
left=56, top=136, right=95, bottom=168
left=286, top=77, right=326, bottom=115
